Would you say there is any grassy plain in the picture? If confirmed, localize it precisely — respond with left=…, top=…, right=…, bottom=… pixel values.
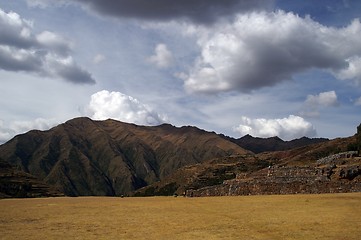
left=1, top=193, right=360, bottom=240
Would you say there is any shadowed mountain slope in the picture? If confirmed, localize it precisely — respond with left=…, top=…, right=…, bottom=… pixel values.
left=0, top=158, right=63, bottom=198
left=0, top=117, right=248, bottom=196
left=224, top=134, right=329, bottom=154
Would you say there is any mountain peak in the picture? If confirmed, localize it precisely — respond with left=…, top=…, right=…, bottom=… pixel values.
left=0, top=118, right=248, bottom=197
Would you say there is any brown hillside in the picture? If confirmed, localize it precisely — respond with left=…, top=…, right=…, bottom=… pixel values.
left=0, top=158, right=63, bottom=198
left=0, top=117, right=248, bottom=197
left=136, top=135, right=360, bottom=196
left=227, top=134, right=329, bottom=153
left=133, top=154, right=271, bottom=196
left=257, top=135, right=357, bottom=166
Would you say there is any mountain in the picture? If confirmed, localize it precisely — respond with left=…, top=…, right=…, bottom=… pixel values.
left=1, top=117, right=359, bottom=198
left=224, top=134, right=329, bottom=153
left=0, top=158, right=63, bottom=198
left=135, top=135, right=360, bottom=197
left=133, top=154, right=271, bottom=196
left=0, top=117, right=248, bottom=197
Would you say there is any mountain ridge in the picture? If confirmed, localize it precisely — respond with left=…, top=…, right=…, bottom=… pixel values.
left=0, top=117, right=248, bottom=197
left=222, top=134, right=329, bottom=154
left=0, top=117, right=358, bottom=198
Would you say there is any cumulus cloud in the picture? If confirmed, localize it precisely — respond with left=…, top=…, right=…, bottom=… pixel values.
left=334, top=56, right=361, bottom=85
left=36, top=31, right=72, bottom=55
left=0, top=9, right=35, bottom=48
left=0, top=7, right=95, bottom=84
left=0, top=118, right=57, bottom=144
left=52, top=0, right=271, bottom=24
left=233, top=115, right=317, bottom=140
left=0, top=45, right=42, bottom=72
left=181, top=11, right=361, bottom=94
left=300, top=91, right=339, bottom=117
left=148, top=43, right=173, bottom=68
left=86, top=90, right=168, bottom=125
left=305, top=91, right=339, bottom=107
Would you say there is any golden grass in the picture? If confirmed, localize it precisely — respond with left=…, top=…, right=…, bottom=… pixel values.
left=1, top=193, right=360, bottom=240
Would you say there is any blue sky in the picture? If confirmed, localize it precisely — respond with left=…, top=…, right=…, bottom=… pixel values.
left=0, top=0, right=360, bottom=143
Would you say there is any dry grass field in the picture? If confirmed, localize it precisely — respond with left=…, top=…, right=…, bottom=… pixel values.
left=1, top=193, right=361, bottom=240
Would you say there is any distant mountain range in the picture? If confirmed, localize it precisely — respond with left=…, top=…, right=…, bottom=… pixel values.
left=0, top=117, right=359, bottom=198
left=222, top=134, right=329, bottom=153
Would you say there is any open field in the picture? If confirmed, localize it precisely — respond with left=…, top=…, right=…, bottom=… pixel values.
left=1, top=193, right=361, bottom=240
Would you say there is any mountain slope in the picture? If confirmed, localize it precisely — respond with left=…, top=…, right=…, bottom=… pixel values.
left=0, top=117, right=249, bottom=196
left=136, top=135, right=360, bottom=197
left=0, top=158, right=63, bottom=198
left=224, top=134, right=329, bottom=153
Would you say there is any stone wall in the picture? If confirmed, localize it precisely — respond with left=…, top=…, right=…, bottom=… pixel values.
left=186, top=159, right=361, bottom=197
left=316, top=151, right=358, bottom=165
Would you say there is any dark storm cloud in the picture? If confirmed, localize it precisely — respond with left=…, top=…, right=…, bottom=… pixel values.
left=54, top=61, right=96, bottom=84
left=74, top=0, right=273, bottom=24
left=0, top=7, right=95, bottom=85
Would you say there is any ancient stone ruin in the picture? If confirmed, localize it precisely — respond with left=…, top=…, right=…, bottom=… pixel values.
left=186, top=152, right=361, bottom=197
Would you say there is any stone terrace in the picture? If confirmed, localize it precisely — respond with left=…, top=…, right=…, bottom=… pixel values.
left=187, top=156, right=361, bottom=197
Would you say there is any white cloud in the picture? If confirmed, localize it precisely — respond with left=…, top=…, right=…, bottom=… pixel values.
left=233, top=115, right=317, bottom=140
left=305, top=91, right=339, bottom=107
left=148, top=43, right=173, bottom=68
left=0, top=7, right=95, bottom=84
left=86, top=90, right=168, bottom=125
left=182, top=11, right=361, bottom=93
left=300, top=91, right=339, bottom=117
left=0, top=8, right=35, bottom=47
left=334, top=56, right=361, bottom=85
left=36, top=31, right=72, bottom=55
left=0, top=118, right=57, bottom=144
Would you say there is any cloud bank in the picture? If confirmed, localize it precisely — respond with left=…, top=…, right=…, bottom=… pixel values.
left=233, top=115, right=317, bottom=140
left=0, top=8, right=95, bottom=84
left=86, top=90, right=167, bottom=125
left=182, top=11, right=361, bottom=93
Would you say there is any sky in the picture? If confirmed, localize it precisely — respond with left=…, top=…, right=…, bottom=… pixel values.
left=0, top=0, right=361, bottom=144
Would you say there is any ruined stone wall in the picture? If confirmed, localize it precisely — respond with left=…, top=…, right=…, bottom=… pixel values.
left=317, top=151, right=358, bottom=165
left=186, top=162, right=361, bottom=197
